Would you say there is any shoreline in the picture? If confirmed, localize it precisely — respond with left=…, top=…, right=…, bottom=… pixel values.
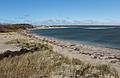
left=23, top=30, right=120, bottom=62
left=23, top=30, right=120, bottom=75
left=0, top=30, right=120, bottom=76
left=31, top=27, right=120, bottom=50
left=29, top=29, right=120, bottom=50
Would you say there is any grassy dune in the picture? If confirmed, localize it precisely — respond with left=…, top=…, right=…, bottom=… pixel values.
left=0, top=39, right=119, bottom=78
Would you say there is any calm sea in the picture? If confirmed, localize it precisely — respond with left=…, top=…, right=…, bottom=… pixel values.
left=31, top=26, right=120, bottom=49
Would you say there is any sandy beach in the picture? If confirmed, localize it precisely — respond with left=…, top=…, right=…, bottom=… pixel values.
left=0, top=33, right=21, bottom=53
left=0, top=31, right=120, bottom=77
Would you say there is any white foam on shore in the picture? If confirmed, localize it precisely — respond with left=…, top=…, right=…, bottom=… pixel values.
left=82, top=27, right=117, bottom=30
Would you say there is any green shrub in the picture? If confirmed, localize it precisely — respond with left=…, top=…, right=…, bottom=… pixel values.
left=20, top=42, right=53, bottom=51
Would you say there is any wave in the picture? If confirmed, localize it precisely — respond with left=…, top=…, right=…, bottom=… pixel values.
left=81, top=27, right=118, bottom=30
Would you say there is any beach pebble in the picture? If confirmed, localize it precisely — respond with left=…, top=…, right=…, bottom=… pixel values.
left=105, top=56, right=116, bottom=59
left=74, top=48, right=80, bottom=51
left=20, top=48, right=29, bottom=52
left=110, top=59, right=120, bottom=63
left=91, top=55, right=97, bottom=59
left=114, top=56, right=120, bottom=60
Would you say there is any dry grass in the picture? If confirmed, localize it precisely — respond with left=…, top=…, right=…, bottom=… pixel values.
left=5, top=39, right=28, bottom=44
left=1, top=38, right=119, bottom=78
left=0, top=32, right=16, bottom=35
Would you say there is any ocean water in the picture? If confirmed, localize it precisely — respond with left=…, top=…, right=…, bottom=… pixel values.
left=31, top=26, right=120, bottom=49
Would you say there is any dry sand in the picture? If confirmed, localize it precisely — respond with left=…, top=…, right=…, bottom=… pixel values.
left=0, top=32, right=22, bottom=53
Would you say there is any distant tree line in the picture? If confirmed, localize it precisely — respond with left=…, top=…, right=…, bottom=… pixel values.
left=0, top=24, right=34, bottom=32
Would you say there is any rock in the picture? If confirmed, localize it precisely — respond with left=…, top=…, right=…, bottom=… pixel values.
left=74, top=48, right=80, bottom=51
left=110, top=59, right=120, bottom=63
left=70, top=44, right=76, bottom=46
left=91, top=55, right=97, bottom=59
left=3, top=50, right=13, bottom=57
left=105, top=56, right=116, bottom=59
left=100, top=54, right=104, bottom=57
left=114, top=56, right=120, bottom=60
left=30, top=47, right=39, bottom=52
left=87, top=53, right=92, bottom=56
left=20, top=48, right=29, bottom=53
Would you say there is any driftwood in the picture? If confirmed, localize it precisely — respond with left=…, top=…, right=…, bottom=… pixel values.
left=0, top=47, right=40, bottom=60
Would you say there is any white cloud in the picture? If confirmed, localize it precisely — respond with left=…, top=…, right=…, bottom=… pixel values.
left=33, top=19, right=120, bottom=25
left=1, top=16, right=120, bottom=25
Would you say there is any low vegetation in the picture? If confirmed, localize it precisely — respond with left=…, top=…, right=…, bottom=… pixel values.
left=0, top=40, right=119, bottom=78
left=0, top=24, right=34, bottom=32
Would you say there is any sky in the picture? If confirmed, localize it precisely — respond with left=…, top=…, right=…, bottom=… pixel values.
left=0, top=0, right=120, bottom=25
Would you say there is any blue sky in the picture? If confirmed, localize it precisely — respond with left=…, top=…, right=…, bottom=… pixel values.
left=0, top=0, right=120, bottom=25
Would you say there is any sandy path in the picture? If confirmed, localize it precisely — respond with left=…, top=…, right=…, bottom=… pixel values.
left=0, top=44, right=20, bottom=53
left=0, top=33, right=21, bottom=53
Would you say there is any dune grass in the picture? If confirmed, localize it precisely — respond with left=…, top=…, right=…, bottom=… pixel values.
left=1, top=39, right=119, bottom=78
